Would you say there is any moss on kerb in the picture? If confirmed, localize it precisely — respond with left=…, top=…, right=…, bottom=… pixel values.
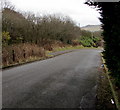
left=101, top=53, right=120, bottom=110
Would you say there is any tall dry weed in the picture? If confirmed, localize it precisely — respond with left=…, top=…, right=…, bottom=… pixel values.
left=2, top=43, right=45, bottom=66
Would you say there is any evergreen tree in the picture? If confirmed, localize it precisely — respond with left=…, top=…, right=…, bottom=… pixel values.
left=86, top=1, right=120, bottom=87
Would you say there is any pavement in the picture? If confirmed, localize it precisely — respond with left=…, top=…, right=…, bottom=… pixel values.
left=2, top=49, right=102, bottom=109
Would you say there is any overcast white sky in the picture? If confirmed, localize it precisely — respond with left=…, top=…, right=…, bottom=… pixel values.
left=9, top=0, right=101, bottom=27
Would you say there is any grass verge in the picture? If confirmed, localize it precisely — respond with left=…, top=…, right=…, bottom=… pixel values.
left=2, top=45, right=101, bottom=69
left=100, top=53, right=120, bottom=110
left=46, top=45, right=102, bottom=55
left=2, top=56, right=47, bottom=69
left=96, top=67, right=116, bottom=110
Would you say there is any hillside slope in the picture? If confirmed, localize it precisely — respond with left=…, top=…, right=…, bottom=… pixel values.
left=81, top=25, right=102, bottom=32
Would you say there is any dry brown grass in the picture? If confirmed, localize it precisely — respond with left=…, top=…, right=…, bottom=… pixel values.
left=72, top=40, right=80, bottom=46
left=2, top=40, right=68, bottom=67
left=2, top=43, right=45, bottom=67
left=41, top=40, right=65, bottom=51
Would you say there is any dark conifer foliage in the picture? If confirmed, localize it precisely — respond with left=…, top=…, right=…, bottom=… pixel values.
left=86, top=1, right=120, bottom=87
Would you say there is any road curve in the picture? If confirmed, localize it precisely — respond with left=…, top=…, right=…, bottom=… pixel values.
left=3, top=49, right=102, bottom=109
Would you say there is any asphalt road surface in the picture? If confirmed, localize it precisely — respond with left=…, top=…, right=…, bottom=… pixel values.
left=3, top=49, right=102, bottom=109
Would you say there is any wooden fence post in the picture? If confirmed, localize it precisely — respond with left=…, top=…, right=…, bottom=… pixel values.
left=23, top=49, right=26, bottom=58
left=12, top=50, right=15, bottom=62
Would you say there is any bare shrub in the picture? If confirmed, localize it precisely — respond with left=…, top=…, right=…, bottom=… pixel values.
left=2, top=43, right=45, bottom=66
left=72, top=40, right=80, bottom=46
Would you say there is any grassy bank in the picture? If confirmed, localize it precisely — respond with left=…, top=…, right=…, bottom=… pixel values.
left=2, top=44, right=101, bottom=69
left=96, top=67, right=116, bottom=110
left=46, top=45, right=102, bottom=56
left=2, top=43, right=46, bottom=68
left=2, top=44, right=81, bottom=69
left=99, top=54, right=120, bottom=110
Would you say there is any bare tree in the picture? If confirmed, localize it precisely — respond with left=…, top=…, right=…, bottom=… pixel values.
left=1, top=0, right=14, bottom=10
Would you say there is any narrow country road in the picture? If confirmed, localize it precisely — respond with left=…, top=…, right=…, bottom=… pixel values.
left=3, top=49, right=102, bottom=109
